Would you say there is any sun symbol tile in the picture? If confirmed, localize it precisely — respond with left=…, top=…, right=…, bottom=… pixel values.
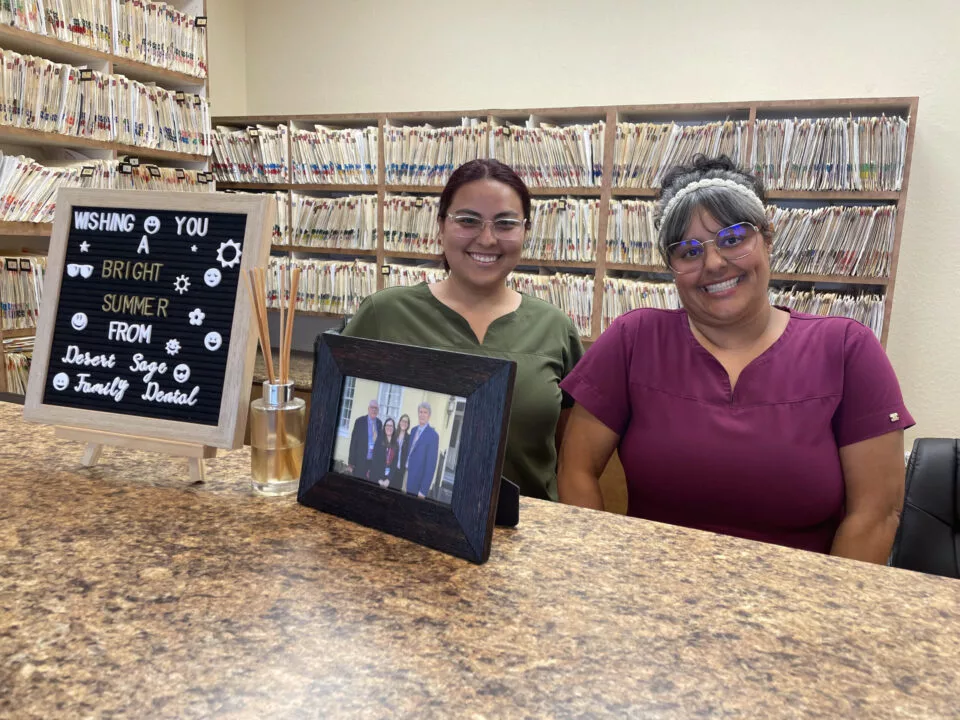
left=189, top=308, right=205, bottom=326
left=216, top=239, right=242, bottom=269
left=165, top=339, right=181, bottom=356
left=174, top=275, right=191, bottom=294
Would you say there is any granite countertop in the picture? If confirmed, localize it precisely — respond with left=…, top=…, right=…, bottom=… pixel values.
left=2, top=401, right=959, bottom=718
left=252, top=349, right=314, bottom=391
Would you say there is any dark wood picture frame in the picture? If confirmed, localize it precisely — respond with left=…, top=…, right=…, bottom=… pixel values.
left=299, top=332, right=516, bottom=564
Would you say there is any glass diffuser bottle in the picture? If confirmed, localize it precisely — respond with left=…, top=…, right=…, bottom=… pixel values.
left=250, top=381, right=305, bottom=496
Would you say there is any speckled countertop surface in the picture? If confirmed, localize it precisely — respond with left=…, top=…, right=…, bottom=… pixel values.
left=252, top=349, right=313, bottom=391
left=2, top=402, right=959, bottom=718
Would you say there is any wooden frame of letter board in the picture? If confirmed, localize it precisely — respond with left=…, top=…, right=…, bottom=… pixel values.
left=23, top=189, right=273, bottom=475
left=299, top=332, right=516, bottom=564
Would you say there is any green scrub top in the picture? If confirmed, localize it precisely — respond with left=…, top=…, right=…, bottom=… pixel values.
left=341, top=283, right=584, bottom=500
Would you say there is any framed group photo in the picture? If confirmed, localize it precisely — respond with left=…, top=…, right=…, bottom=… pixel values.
left=299, top=332, right=516, bottom=564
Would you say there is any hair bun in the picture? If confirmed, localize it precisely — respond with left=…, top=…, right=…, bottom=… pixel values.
left=691, top=154, right=739, bottom=174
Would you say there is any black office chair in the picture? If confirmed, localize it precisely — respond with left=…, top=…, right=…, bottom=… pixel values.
left=889, top=439, right=960, bottom=579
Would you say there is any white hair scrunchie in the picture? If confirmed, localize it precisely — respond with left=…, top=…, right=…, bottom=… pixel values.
left=660, top=178, right=765, bottom=227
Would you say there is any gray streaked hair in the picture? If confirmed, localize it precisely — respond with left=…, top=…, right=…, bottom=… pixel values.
left=654, top=155, right=773, bottom=266
left=418, top=401, right=432, bottom=414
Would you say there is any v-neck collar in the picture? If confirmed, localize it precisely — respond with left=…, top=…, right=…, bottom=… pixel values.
left=681, top=306, right=795, bottom=402
left=418, top=282, right=523, bottom=346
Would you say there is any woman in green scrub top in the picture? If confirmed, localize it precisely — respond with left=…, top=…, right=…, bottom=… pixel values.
left=342, top=159, right=584, bottom=500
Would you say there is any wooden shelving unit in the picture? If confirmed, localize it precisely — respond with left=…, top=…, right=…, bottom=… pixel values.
left=0, top=0, right=211, bottom=396
left=214, top=96, right=918, bottom=346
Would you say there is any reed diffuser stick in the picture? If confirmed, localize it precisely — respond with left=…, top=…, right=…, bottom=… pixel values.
left=247, top=270, right=274, bottom=383
left=278, top=269, right=286, bottom=383
left=283, top=267, right=300, bottom=385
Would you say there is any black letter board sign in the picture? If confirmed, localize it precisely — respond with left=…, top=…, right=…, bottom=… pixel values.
left=24, top=189, right=274, bottom=449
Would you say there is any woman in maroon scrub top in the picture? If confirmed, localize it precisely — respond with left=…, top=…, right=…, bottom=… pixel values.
left=558, top=155, right=913, bottom=562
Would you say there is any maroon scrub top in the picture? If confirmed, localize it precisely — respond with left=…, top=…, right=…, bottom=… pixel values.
left=560, top=308, right=915, bottom=553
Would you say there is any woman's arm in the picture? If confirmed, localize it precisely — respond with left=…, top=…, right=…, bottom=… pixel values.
left=557, top=404, right=620, bottom=511
left=555, top=407, right=571, bottom=455
left=831, top=430, right=906, bottom=564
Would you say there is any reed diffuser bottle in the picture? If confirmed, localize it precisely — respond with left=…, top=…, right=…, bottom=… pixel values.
left=247, top=265, right=303, bottom=497
left=250, top=381, right=305, bottom=495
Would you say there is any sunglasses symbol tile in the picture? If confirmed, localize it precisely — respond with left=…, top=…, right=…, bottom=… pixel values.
left=66, top=263, right=95, bottom=279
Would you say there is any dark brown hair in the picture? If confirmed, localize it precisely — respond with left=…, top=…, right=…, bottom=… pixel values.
left=438, top=158, right=531, bottom=221
left=436, top=159, right=531, bottom=271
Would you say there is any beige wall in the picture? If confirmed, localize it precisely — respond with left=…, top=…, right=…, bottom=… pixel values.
left=206, top=0, right=248, bottom=115
left=210, top=0, right=960, bottom=443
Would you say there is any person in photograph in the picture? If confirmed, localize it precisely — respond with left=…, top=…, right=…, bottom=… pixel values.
left=371, top=418, right=399, bottom=489
left=405, top=402, right=440, bottom=499
left=347, top=398, right=382, bottom=481
left=558, top=154, right=913, bottom=562
left=392, top=414, right=412, bottom=491
left=342, top=159, right=584, bottom=502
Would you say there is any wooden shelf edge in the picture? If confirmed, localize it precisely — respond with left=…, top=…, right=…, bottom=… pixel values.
left=517, top=258, right=597, bottom=270
left=610, top=187, right=659, bottom=198
left=528, top=187, right=601, bottom=197
left=603, top=264, right=888, bottom=286
left=766, top=190, right=900, bottom=201
left=0, top=124, right=209, bottom=162
left=0, top=23, right=206, bottom=89
left=216, top=181, right=294, bottom=190
left=267, top=308, right=345, bottom=319
left=385, top=184, right=446, bottom=194
left=217, top=182, right=379, bottom=193
left=0, top=221, right=53, bottom=236
left=1, top=327, right=37, bottom=339
left=770, top=273, right=889, bottom=285
left=274, top=245, right=377, bottom=256
left=383, top=251, right=444, bottom=262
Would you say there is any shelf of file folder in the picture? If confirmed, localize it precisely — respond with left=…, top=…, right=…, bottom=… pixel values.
left=0, top=155, right=213, bottom=231
left=0, top=19, right=206, bottom=88
left=507, top=270, right=594, bottom=338
left=287, top=192, right=377, bottom=252
left=383, top=194, right=441, bottom=255
left=769, top=287, right=886, bottom=339
left=211, top=125, right=288, bottom=183
left=601, top=278, right=680, bottom=331
left=111, top=0, right=208, bottom=80
left=523, top=197, right=600, bottom=264
left=612, top=120, right=749, bottom=189
left=491, top=120, right=604, bottom=189
left=751, top=115, right=908, bottom=192
left=767, top=204, right=896, bottom=279
left=384, top=120, right=490, bottom=186
left=0, top=48, right=211, bottom=158
left=0, top=255, right=45, bottom=332
left=266, top=256, right=377, bottom=317
left=384, top=264, right=447, bottom=289
left=290, top=125, right=379, bottom=185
